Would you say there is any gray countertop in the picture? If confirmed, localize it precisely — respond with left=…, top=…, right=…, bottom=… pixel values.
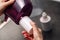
left=31, top=12, right=60, bottom=40
left=31, top=1, right=60, bottom=40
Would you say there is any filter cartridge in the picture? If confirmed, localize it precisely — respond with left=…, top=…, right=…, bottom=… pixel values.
left=40, top=12, right=52, bottom=31
left=19, top=16, right=33, bottom=34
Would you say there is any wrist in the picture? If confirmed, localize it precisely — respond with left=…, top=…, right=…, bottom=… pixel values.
left=0, top=11, right=2, bottom=16
left=0, top=11, right=3, bottom=16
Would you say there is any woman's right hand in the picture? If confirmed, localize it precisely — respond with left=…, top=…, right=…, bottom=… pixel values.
left=22, top=21, right=43, bottom=40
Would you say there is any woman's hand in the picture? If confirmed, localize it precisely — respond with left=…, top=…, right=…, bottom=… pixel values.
left=22, top=21, right=43, bottom=40
left=0, top=0, right=14, bottom=16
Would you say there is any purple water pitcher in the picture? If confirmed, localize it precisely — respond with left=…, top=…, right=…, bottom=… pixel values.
left=4, top=0, right=33, bottom=25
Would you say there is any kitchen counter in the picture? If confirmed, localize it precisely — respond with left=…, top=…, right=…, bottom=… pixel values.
left=31, top=1, right=60, bottom=40
left=31, top=11, right=60, bottom=40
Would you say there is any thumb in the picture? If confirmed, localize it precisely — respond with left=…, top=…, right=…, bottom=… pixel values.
left=30, top=21, right=39, bottom=35
left=30, top=21, right=38, bottom=32
left=30, top=21, right=43, bottom=40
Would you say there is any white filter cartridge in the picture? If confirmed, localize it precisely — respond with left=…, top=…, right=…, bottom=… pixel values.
left=40, top=12, right=51, bottom=23
left=40, top=12, right=52, bottom=31
left=19, top=16, right=33, bottom=34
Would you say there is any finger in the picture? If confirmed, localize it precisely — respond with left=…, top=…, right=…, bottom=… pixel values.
left=25, top=37, right=33, bottom=40
left=38, top=28, right=43, bottom=40
left=4, top=0, right=15, bottom=6
left=22, top=31, right=30, bottom=37
left=22, top=31, right=27, bottom=34
left=22, top=31, right=33, bottom=40
left=30, top=21, right=43, bottom=39
left=30, top=21, right=38, bottom=36
left=38, top=28, right=43, bottom=36
left=22, top=31, right=30, bottom=36
left=22, top=32, right=33, bottom=40
left=38, top=28, right=42, bottom=32
left=30, top=21, right=42, bottom=33
left=1, top=0, right=7, bottom=2
left=30, top=21, right=43, bottom=40
left=30, top=21, right=38, bottom=30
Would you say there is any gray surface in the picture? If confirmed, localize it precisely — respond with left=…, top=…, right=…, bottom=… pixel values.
left=0, top=20, right=25, bottom=40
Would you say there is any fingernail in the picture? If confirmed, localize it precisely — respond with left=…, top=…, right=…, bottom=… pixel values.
left=22, top=31, right=27, bottom=34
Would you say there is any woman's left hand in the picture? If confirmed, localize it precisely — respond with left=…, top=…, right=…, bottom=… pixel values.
left=0, top=0, right=14, bottom=16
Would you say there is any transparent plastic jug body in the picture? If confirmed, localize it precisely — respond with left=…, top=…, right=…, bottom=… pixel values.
left=4, top=0, right=33, bottom=25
